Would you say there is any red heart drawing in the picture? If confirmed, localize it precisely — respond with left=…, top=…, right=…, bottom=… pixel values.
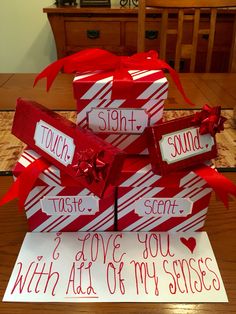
left=67, top=155, right=71, bottom=159
left=37, top=256, right=43, bottom=261
left=205, top=144, right=209, bottom=148
left=179, top=209, right=184, bottom=214
left=136, top=125, right=142, bottom=131
left=180, top=237, right=196, bottom=253
left=88, top=208, right=92, bottom=212
left=56, top=232, right=62, bottom=237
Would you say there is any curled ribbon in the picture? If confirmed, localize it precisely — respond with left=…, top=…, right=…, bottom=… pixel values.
left=34, top=48, right=194, bottom=106
left=193, top=164, right=236, bottom=209
left=72, top=149, right=107, bottom=184
left=192, top=104, right=227, bottom=136
left=0, top=158, right=50, bottom=211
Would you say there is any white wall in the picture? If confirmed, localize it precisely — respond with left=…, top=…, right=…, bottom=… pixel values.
left=0, top=0, right=57, bottom=73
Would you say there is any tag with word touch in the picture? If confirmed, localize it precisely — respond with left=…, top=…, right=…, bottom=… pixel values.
left=12, top=99, right=125, bottom=197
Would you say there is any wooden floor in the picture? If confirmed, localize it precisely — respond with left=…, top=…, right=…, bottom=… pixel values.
left=0, top=73, right=236, bottom=110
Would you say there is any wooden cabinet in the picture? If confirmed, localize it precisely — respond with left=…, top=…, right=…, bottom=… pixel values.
left=43, top=5, right=236, bottom=72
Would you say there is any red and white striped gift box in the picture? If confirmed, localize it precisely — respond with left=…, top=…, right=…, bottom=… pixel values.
left=117, top=156, right=212, bottom=232
left=13, top=149, right=116, bottom=232
left=73, top=70, right=168, bottom=155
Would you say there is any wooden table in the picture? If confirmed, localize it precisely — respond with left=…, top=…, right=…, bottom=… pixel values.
left=0, top=73, right=236, bottom=313
left=0, top=73, right=236, bottom=110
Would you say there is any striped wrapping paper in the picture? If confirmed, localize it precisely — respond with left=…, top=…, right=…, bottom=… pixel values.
left=117, top=157, right=212, bottom=232
left=74, top=70, right=168, bottom=155
left=13, top=149, right=116, bottom=232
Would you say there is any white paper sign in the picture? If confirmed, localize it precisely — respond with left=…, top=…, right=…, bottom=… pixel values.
left=160, top=127, right=215, bottom=164
left=41, top=196, right=99, bottom=216
left=3, top=232, right=227, bottom=303
left=87, top=108, right=149, bottom=134
left=134, top=198, right=192, bottom=217
left=34, top=120, right=75, bottom=166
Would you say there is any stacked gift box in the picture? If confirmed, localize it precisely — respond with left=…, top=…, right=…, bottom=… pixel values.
left=74, top=69, right=168, bottom=154
left=3, top=49, right=235, bottom=232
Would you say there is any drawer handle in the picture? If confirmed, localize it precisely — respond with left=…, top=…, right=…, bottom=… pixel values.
left=87, top=30, right=100, bottom=39
left=145, top=30, right=158, bottom=40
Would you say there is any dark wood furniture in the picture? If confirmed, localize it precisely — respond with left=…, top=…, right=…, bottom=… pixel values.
left=43, top=5, right=236, bottom=72
left=137, top=0, right=236, bottom=72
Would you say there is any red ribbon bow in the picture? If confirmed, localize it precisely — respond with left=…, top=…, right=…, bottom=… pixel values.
left=192, top=104, right=227, bottom=136
left=34, top=48, right=194, bottom=106
left=73, top=149, right=107, bottom=184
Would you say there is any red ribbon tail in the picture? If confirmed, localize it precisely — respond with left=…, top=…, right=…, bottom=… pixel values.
left=193, top=165, right=236, bottom=208
left=0, top=179, right=20, bottom=208
left=0, top=158, right=50, bottom=211
left=156, top=59, right=195, bottom=106
left=33, top=58, right=66, bottom=91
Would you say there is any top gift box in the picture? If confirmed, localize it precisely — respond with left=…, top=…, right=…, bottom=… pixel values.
left=73, top=69, right=168, bottom=101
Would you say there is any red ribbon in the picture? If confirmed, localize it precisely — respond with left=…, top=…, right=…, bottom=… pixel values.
left=192, top=104, right=227, bottom=136
left=193, top=164, right=236, bottom=208
left=0, top=158, right=50, bottom=211
left=34, top=48, right=194, bottom=106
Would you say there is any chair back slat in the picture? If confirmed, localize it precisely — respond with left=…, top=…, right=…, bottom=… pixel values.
left=229, top=16, right=236, bottom=72
left=206, top=8, right=217, bottom=72
left=175, top=9, right=184, bottom=72
left=160, top=9, right=168, bottom=59
left=190, top=9, right=200, bottom=72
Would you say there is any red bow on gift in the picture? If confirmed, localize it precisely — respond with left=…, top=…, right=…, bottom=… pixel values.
left=34, top=48, right=194, bottom=106
left=192, top=104, right=227, bottom=136
left=73, top=149, right=107, bottom=184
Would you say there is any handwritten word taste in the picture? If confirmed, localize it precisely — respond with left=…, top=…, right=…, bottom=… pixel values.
left=41, top=196, right=98, bottom=216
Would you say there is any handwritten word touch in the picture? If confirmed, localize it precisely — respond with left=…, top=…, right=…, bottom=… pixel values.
left=34, top=120, right=75, bottom=166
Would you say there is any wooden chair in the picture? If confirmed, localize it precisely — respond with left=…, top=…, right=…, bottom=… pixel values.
left=137, top=0, right=236, bottom=72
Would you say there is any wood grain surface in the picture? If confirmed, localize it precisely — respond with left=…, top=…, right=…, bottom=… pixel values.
left=0, top=174, right=235, bottom=313
left=0, top=73, right=236, bottom=110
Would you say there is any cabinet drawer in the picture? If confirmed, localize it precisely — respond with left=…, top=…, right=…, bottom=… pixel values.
left=125, top=21, right=160, bottom=49
left=65, top=21, right=121, bottom=46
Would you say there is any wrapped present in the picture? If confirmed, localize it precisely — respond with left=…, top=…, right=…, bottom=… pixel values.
left=33, top=48, right=194, bottom=155
left=74, top=69, right=168, bottom=155
left=12, top=98, right=125, bottom=198
left=116, top=156, right=213, bottom=232
left=13, top=149, right=116, bottom=232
